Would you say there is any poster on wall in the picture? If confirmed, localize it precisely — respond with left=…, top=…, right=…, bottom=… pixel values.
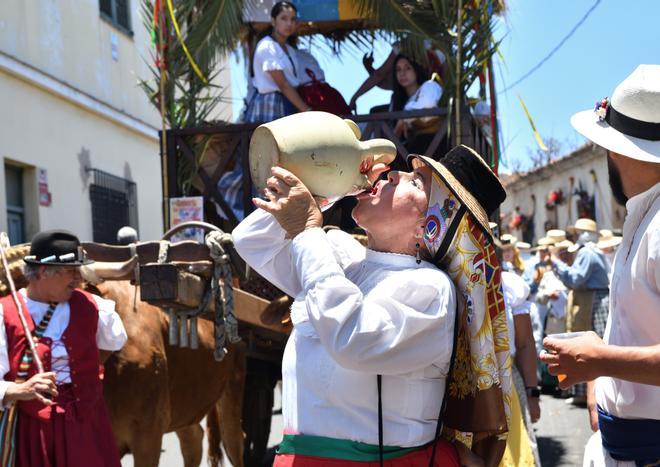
left=169, top=196, right=204, bottom=243
left=38, top=168, right=52, bottom=207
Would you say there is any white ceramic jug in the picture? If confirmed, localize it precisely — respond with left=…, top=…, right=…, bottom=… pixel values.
left=249, top=112, right=396, bottom=201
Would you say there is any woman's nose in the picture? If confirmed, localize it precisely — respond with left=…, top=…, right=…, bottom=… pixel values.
left=387, top=171, right=401, bottom=184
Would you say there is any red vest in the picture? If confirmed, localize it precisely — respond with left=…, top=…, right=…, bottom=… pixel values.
left=1, top=289, right=103, bottom=420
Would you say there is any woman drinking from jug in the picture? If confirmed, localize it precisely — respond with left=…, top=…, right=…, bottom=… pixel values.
left=233, top=145, right=512, bottom=466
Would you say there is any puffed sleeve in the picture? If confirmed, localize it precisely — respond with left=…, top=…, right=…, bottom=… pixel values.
left=290, top=228, right=456, bottom=375
left=0, top=304, right=13, bottom=409
left=93, top=295, right=127, bottom=351
left=258, top=38, right=288, bottom=73
left=232, top=209, right=365, bottom=298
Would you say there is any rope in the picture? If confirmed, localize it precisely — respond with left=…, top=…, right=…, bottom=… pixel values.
left=205, top=231, right=241, bottom=362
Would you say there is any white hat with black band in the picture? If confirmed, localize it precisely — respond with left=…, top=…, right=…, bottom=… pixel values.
left=570, top=64, right=660, bottom=163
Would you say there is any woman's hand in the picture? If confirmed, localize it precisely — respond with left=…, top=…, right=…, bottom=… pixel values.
left=453, top=441, right=485, bottom=467
left=5, top=372, right=58, bottom=406
left=528, top=396, right=541, bottom=423
left=393, top=119, right=409, bottom=139
left=253, top=167, right=323, bottom=239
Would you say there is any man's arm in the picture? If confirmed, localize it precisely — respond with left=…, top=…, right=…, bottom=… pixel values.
left=540, top=331, right=660, bottom=388
left=553, top=249, right=592, bottom=289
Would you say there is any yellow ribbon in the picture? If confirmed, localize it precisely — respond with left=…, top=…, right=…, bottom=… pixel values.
left=518, top=95, right=547, bottom=152
left=165, top=0, right=208, bottom=84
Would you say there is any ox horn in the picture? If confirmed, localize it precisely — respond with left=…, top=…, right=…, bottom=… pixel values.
left=81, top=255, right=139, bottom=284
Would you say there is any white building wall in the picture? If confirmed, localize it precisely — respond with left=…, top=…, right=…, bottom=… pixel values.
left=500, top=144, right=625, bottom=243
left=0, top=0, right=233, bottom=244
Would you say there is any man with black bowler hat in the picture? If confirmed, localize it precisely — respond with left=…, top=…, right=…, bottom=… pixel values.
left=540, top=65, right=660, bottom=466
left=0, top=230, right=127, bottom=467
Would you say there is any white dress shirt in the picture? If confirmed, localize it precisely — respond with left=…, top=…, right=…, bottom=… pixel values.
left=232, top=210, right=456, bottom=447
left=596, top=182, right=660, bottom=420
left=252, top=35, right=300, bottom=94
left=502, top=271, right=533, bottom=358
left=0, top=289, right=128, bottom=404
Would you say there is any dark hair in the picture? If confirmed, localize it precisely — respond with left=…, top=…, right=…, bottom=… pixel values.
left=391, top=55, right=429, bottom=111
left=271, top=1, right=297, bottom=18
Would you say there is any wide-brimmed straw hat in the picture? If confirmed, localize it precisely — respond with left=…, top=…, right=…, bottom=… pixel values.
left=410, top=145, right=506, bottom=238
left=23, top=230, right=93, bottom=266
left=550, top=239, right=575, bottom=254
left=597, top=229, right=623, bottom=250
left=570, top=64, right=660, bottom=163
left=537, top=229, right=566, bottom=247
left=575, top=218, right=598, bottom=233
left=497, top=233, right=518, bottom=249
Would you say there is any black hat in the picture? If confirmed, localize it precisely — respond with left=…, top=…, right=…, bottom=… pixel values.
left=24, top=230, right=93, bottom=266
left=409, top=145, right=507, bottom=236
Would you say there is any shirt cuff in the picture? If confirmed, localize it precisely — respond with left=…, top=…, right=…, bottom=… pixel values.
left=0, top=380, right=15, bottom=409
left=290, top=228, right=344, bottom=292
left=94, top=296, right=128, bottom=351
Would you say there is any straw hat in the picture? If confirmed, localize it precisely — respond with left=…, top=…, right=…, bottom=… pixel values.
left=551, top=239, right=575, bottom=254
left=497, top=233, right=518, bottom=249
left=574, top=218, right=598, bottom=233
left=537, top=229, right=567, bottom=247
left=597, top=229, right=623, bottom=250
left=410, top=145, right=506, bottom=238
left=571, top=64, right=660, bottom=163
left=516, top=241, right=532, bottom=251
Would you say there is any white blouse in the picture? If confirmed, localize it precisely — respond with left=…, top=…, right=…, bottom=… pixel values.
left=232, top=209, right=456, bottom=447
left=596, top=183, right=660, bottom=420
left=0, top=289, right=128, bottom=404
left=404, top=80, right=443, bottom=111
left=252, top=35, right=300, bottom=94
left=501, top=271, right=532, bottom=357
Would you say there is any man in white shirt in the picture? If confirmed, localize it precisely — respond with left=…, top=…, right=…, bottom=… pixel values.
left=540, top=65, right=660, bottom=466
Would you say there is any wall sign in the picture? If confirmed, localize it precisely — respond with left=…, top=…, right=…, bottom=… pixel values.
left=38, top=168, right=52, bottom=207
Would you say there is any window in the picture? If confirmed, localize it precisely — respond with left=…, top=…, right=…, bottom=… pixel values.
left=4, top=164, right=25, bottom=245
left=88, top=169, right=139, bottom=244
left=100, top=0, right=132, bottom=35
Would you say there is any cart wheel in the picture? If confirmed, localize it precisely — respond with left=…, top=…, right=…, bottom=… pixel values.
left=242, top=358, right=279, bottom=467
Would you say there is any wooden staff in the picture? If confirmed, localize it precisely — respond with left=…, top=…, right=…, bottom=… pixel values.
left=0, top=233, right=44, bottom=373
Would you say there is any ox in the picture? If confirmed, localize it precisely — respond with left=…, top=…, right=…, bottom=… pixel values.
left=95, top=280, right=246, bottom=467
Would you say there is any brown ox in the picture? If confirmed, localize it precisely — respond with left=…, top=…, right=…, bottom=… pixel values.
left=97, top=280, right=246, bottom=467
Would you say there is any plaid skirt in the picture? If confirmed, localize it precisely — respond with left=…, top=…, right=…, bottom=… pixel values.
left=244, top=91, right=295, bottom=123
left=591, top=289, right=610, bottom=338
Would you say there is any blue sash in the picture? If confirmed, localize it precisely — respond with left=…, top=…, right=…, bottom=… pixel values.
left=598, top=405, right=660, bottom=466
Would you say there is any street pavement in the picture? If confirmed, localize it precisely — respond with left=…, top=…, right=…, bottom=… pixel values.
left=122, top=391, right=593, bottom=466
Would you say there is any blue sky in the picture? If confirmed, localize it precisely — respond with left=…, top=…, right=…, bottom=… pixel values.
left=231, top=0, right=660, bottom=172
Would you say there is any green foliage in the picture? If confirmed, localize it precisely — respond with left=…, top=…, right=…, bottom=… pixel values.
left=139, top=0, right=244, bottom=193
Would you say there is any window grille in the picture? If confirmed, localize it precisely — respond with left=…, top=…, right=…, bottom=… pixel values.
left=99, top=0, right=132, bottom=35
left=88, top=169, right=138, bottom=244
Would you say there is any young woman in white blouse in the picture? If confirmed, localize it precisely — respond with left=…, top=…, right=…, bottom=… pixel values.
left=391, top=55, right=444, bottom=157
left=245, top=1, right=311, bottom=123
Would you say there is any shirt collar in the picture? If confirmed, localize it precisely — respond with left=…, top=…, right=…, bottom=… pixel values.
left=625, top=182, right=660, bottom=218
left=365, top=248, right=430, bottom=269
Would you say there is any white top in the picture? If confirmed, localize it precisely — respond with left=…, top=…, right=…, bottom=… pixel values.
left=501, top=271, right=532, bottom=357
left=296, top=49, right=325, bottom=84
left=404, top=80, right=443, bottom=111
left=0, top=289, right=128, bottom=404
left=536, top=270, right=568, bottom=320
left=252, top=35, right=300, bottom=94
left=596, top=182, right=660, bottom=420
left=232, top=210, right=456, bottom=447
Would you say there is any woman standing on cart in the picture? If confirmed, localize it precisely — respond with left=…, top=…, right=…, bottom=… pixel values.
left=233, top=145, right=511, bottom=466
left=245, top=1, right=311, bottom=123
